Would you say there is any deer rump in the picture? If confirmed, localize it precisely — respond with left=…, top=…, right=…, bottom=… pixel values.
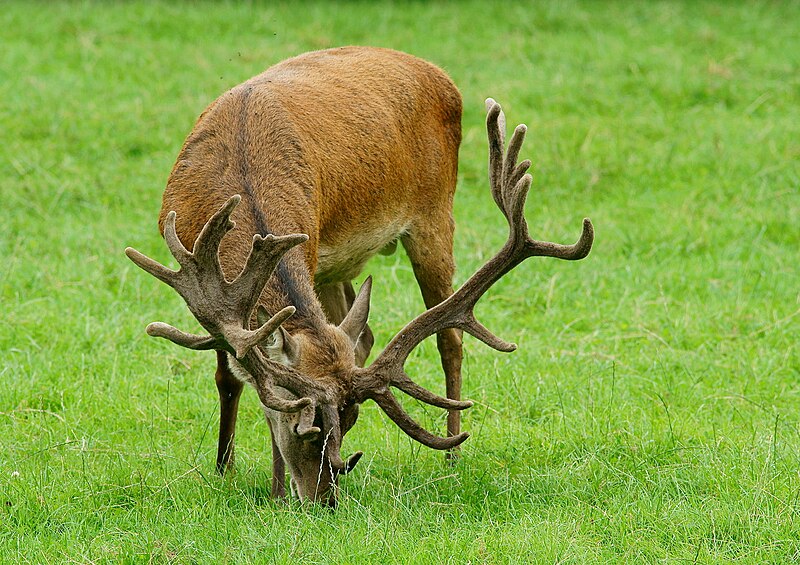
left=126, top=47, right=593, bottom=507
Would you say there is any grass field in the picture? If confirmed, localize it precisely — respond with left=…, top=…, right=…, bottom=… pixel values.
left=2, top=1, right=799, bottom=562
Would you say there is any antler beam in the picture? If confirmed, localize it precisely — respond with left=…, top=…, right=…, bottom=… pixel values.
left=354, top=98, right=594, bottom=448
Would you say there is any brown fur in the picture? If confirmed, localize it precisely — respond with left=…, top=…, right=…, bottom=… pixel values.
left=157, top=47, right=463, bottom=503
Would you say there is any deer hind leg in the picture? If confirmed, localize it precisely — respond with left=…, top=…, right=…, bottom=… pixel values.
left=401, top=221, right=464, bottom=457
left=215, top=350, right=244, bottom=474
left=317, top=281, right=375, bottom=366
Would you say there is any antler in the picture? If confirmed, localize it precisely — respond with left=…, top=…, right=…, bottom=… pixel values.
left=125, top=195, right=330, bottom=413
left=354, top=98, right=594, bottom=449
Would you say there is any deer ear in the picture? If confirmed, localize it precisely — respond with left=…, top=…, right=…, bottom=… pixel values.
left=257, top=306, right=299, bottom=364
left=339, top=277, right=372, bottom=347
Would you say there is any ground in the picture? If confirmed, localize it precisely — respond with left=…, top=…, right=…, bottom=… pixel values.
left=1, top=1, right=799, bottom=562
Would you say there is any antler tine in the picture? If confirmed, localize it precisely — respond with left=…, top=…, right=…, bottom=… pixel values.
left=191, top=194, right=239, bottom=272
left=392, top=371, right=473, bottom=410
left=125, top=246, right=177, bottom=287
left=485, top=97, right=506, bottom=145
left=486, top=99, right=507, bottom=213
left=251, top=375, right=313, bottom=413
left=373, top=390, right=469, bottom=450
left=351, top=361, right=473, bottom=450
left=162, top=210, right=193, bottom=267
left=527, top=217, right=594, bottom=260
left=233, top=305, right=297, bottom=359
left=295, top=404, right=322, bottom=440
left=124, top=205, right=204, bottom=291
left=145, top=322, right=220, bottom=350
left=354, top=98, right=594, bottom=449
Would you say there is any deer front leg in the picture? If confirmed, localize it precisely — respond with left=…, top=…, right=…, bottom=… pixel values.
left=267, top=421, right=287, bottom=499
left=401, top=224, right=464, bottom=458
left=438, top=328, right=463, bottom=456
left=215, top=351, right=244, bottom=474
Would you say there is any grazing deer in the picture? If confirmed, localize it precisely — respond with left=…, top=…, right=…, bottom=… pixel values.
left=126, top=46, right=593, bottom=506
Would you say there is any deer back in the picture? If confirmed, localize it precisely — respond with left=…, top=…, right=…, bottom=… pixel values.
left=158, top=46, right=462, bottom=300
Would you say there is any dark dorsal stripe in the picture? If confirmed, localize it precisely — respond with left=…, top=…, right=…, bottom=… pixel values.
left=236, top=85, right=317, bottom=329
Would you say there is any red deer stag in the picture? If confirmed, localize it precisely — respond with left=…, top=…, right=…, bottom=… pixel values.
left=126, top=47, right=593, bottom=506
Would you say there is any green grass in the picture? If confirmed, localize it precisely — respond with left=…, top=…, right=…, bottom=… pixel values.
left=2, top=0, right=799, bottom=562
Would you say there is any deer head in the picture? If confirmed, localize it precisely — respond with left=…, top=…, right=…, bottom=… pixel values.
left=125, top=99, right=594, bottom=506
